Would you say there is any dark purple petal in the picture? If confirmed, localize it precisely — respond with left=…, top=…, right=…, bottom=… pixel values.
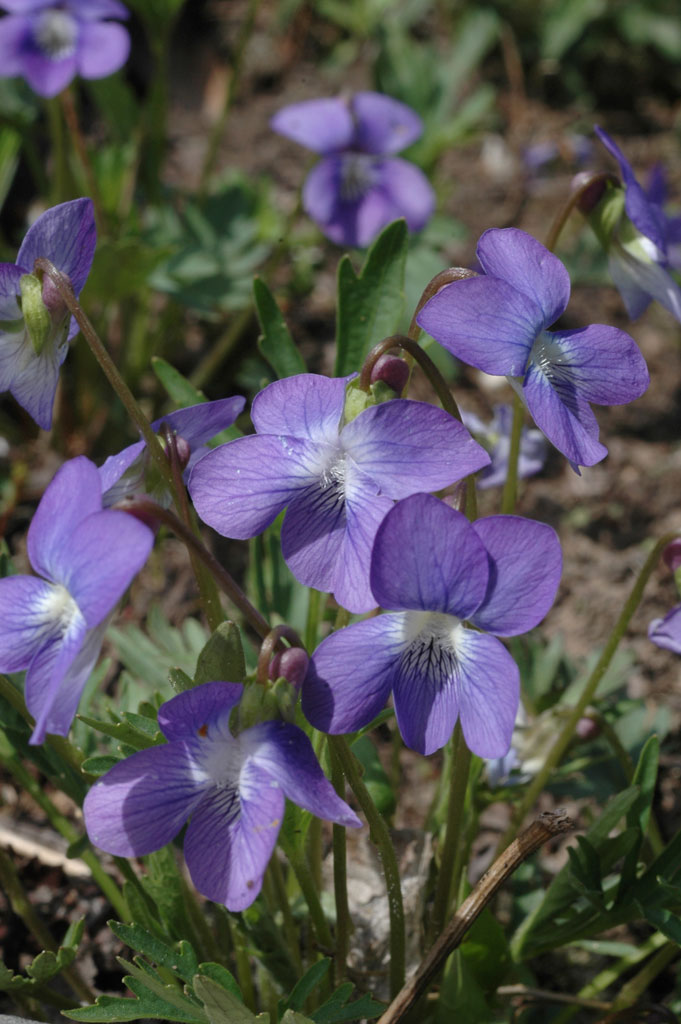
left=84, top=742, right=208, bottom=856
left=0, top=263, right=25, bottom=316
left=243, top=721, right=361, bottom=827
left=58, top=508, right=153, bottom=626
left=0, top=14, right=29, bottom=73
left=416, top=275, right=540, bottom=376
left=453, top=630, right=519, bottom=758
left=271, top=98, right=354, bottom=154
left=189, top=434, right=328, bottom=539
left=28, top=617, right=107, bottom=743
left=158, top=681, right=244, bottom=741
left=27, top=457, right=102, bottom=581
left=370, top=494, right=489, bottom=616
left=648, top=605, right=681, bottom=654
left=542, top=326, right=649, bottom=405
left=476, top=228, right=571, bottom=328
left=152, top=396, right=245, bottom=448
left=340, top=399, right=489, bottom=496
left=0, top=575, right=58, bottom=673
left=251, top=374, right=347, bottom=443
left=351, top=92, right=424, bottom=155
left=375, top=157, right=434, bottom=232
left=470, top=516, right=562, bottom=636
left=330, top=466, right=393, bottom=613
left=523, top=361, right=608, bottom=467
left=77, top=19, right=129, bottom=77
left=391, top=629, right=461, bottom=755
left=25, top=610, right=87, bottom=744
left=184, top=765, right=283, bottom=909
left=17, top=199, right=96, bottom=295
left=303, top=615, right=402, bottom=734
left=594, top=126, right=668, bottom=252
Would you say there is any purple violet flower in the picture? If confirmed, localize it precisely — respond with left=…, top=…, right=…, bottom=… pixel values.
left=0, top=457, right=153, bottom=744
left=649, top=605, right=681, bottom=654
left=592, top=126, right=681, bottom=321
left=0, top=0, right=130, bottom=99
left=188, top=373, right=490, bottom=614
left=0, top=198, right=96, bottom=429
left=271, top=91, right=435, bottom=248
left=461, top=404, right=546, bottom=489
left=83, top=680, right=361, bottom=910
left=416, top=227, right=650, bottom=469
left=302, top=493, right=562, bottom=757
left=99, top=397, right=246, bottom=507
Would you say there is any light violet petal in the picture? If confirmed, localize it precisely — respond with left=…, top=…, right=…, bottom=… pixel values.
left=0, top=575, right=57, bottom=673
left=0, top=15, right=29, bottom=74
left=351, top=92, right=424, bottom=154
left=29, top=618, right=107, bottom=742
left=303, top=158, right=397, bottom=248
left=370, top=494, right=489, bottom=616
left=302, top=158, right=340, bottom=232
left=523, top=361, right=607, bottom=468
left=594, top=127, right=668, bottom=252
left=98, top=439, right=145, bottom=495
left=341, top=399, right=489, bottom=497
left=9, top=335, right=61, bottom=429
left=470, top=516, right=562, bottom=636
left=648, top=605, right=681, bottom=654
left=28, top=457, right=102, bottom=581
left=77, top=20, right=129, bottom=77
left=302, top=615, right=402, bottom=735
left=25, top=609, right=87, bottom=743
left=609, top=245, right=681, bottom=322
left=17, top=199, right=96, bottom=295
left=21, top=50, right=78, bottom=98
left=271, top=98, right=354, bottom=154
left=152, top=396, right=245, bottom=447
left=375, top=157, right=434, bottom=232
left=542, top=326, right=649, bottom=405
left=0, top=1, right=60, bottom=11
left=251, top=374, right=346, bottom=442
left=84, top=742, right=208, bottom=856
left=244, top=721, right=361, bottom=827
left=59, top=509, right=153, bottom=626
left=391, top=630, right=462, bottom=755
left=416, top=275, right=540, bottom=376
left=189, top=434, right=328, bottom=539
left=331, top=466, right=393, bottom=613
left=184, top=767, right=283, bottom=910
left=453, top=630, right=520, bottom=758
left=158, top=681, right=244, bottom=742
left=75, top=1, right=130, bottom=20
left=476, top=228, right=571, bottom=328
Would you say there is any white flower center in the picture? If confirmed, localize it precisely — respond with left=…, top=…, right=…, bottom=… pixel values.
left=528, top=331, right=571, bottom=386
left=195, top=717, right=244, bottom=791
left=34, top=10, right=78, bottom=60
left=339, top=153, right=378, bottom=201
left=400, top=611, right=464, bottom=678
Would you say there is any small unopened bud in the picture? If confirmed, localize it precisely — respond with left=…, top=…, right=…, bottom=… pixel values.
left=662, top=539, right=681, bottom=573
left=572, top=172, right=609, bottom=215
left=575, top=716, right=600, bottom=740
left=168, top=434, right=191, bottom=471
left=370, top=354, right=409, bottom=395
left=269, top=647, right=309, bottom=689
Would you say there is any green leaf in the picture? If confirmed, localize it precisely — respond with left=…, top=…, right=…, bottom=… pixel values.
left=77, top=714, right=161, bottom=750
left=311, top=983, right=385, bottom=1023
left=635, top=904, right=681, bottom=945
left=194, top=621, right=246, bottom=685
left=193, top=974, right=258, bottom=1024
left=254, top=277, right=306, bottom=379
left=152, top=356, right=207, bottom=406
left=64, top=979, right=205, bottom=1022
left=334, top=219, right=408, bottom=377
left=196, top=962, right=242, bottom=1002
left=80, top=754, right=122, bottom=776
left=280, top=958, right=330, bottom=1014
left=617, top=734, right=659, bottom=899
left=109, top=922, right=199, bottom=985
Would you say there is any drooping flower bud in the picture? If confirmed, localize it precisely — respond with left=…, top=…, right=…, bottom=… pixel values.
left=370, top=353, right=409, bottom=395
left=269, top=647, right=309, bottom=689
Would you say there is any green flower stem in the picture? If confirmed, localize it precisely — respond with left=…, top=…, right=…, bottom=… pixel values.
left=329, top=740, right=351, bottom=985
left=426, top=721, right=472, bottom=947
left=305, top=588, right=323, bottom=652
left=552, top=931, right=669, bottom=1024
left=59, top=87, right=105, bottom=230
left=500, top=390, right=525, bottom=515
left=495, top=532, right=681, bottom=856
left=4, top=753, right=129, bottom=921
left=544, top=171, right=619, bottom=254
left=268, top=854, right=303, bottom=975
left=0, top=846, right=95, bottom=1004
left=329, top=734, right=405, bottom=997
left=46, top=97, right=68, bottom=205
left=611, top=941, right=679, bottom=1014
left=307, top=815, right=323, bottom=889
left=278, top=833, right=334, bottom=952
left=217, top=908, right=257, bottom=1012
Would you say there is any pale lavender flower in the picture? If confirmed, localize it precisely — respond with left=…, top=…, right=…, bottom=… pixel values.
left=0, top=457, right=153, bottom=743
left=84, top=681, right=361, bottom=910
left=462, top=404, right=546, bottom=489
left=649, top=606, right=681, bottom=654
left=188, top=373, right=490, bottom=613
left=0, top=198, right=96, bottom=429
left=0, top=0, right=130, bottom=99
left=302, top=493, right=561, bottom=757
left=417, top=227, right=649, bottom=469
left=271, top=91, right=435, bottom=247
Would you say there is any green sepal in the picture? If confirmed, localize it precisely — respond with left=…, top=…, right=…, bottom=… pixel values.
left=194, top=620, right=246, bottom=685
left=236, top=679, right=279, bottom=731
left=342, top=377, right=398, bottom=425
left=19, top=272, right=51, bottom=355
left=585, top=182, right=625, bottom=251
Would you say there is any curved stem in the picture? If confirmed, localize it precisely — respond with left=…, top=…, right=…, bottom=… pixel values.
left=359, top=333, right=463, bottom=421
left=329, top=735, right=405, bottom=998
left=544, top=171, right=619, bottom=253
left=495, top=531, right=681, bottom=855
left=279, top=834, right=334, bottom=951
left=329, top=740, right=351, bottom=985
left=426, top=722, right=472, bottom=946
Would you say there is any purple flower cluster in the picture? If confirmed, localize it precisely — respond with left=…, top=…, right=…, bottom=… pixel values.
left=0, top=457, right=153, bottom=743
left=272, top=91, right=435, bottom=248
left=84, top=681, right=360, bottom=910
left=0, top=0, right=130, bottom=99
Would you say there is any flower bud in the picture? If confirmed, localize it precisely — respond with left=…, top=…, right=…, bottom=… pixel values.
left=575, top=716, right=600, bottom=740
left=572, top=171, right=609, bottom=215
left=370, top=354, right=409, bottom=395
left=269, top=647, right=309, bottom=689
left=662, top=539, right=681, bottom=573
